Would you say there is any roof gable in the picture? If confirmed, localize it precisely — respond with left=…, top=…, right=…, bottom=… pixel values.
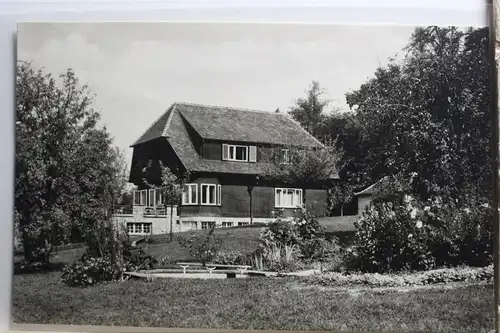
left=131, top=106, right=173, bottom=147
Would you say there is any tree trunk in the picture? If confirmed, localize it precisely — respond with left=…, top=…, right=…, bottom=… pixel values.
left=248, top=187, right=253, bottom=225
left=302, top=188, right=307, bottom=210
left=490, top=3, right=500, bottom=331
left=170, top=205, right=174, bottom=241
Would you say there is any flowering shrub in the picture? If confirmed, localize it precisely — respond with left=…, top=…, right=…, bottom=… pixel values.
left=60, top=253, right=115, bottom=287
left=60, top=247, right=157, bottom=287
left=353, top=194, right=493, bottom=273
left=354, top=199, right=434, bottom=273
left=177, top=231, right=223, bottom=264
left=259, top=208, right=330, bottom=271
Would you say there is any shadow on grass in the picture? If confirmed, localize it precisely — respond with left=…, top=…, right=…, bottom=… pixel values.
left=14, top=261, right=66, bottom=275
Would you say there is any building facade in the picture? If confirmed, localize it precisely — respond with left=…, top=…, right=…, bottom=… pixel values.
left=116, top=102, right=339, bottom=235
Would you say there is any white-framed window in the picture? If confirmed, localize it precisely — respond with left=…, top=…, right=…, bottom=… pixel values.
left=182, top=183, right=198, bottom=205
left=201, top=221, right=216, bottom=230
left=275, top=188, right=303, bottom=208
left=238, top=222, right=249, bottom=226
left=281, top=149, right=290, bottom=164
left=133, top=189, right=148, bottom=206
left=155, top=189, right=164, bottom=206
left=217, top=185, right=222, bottom=206
left=201, top=184, right=217, bottom=205
left=148, top=189, right=155, bottom=207
left=221, top=222, right=233, bottom=228
left=127, top=222, right=152, bottom=235
left=222, top=144, right=248, bottom=161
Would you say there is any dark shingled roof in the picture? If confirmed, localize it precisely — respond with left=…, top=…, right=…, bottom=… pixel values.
left=131, top=102, right=336, bottom=177
left=177, top=103, right=323, bottom=147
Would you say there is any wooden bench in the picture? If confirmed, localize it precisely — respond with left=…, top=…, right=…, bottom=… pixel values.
left=175, top=262, right=252, bottom=276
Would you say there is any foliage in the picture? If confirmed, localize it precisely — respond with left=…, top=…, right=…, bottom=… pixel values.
left=212, top=250, right=252, bottom=266
left=259, top=208, right=332, bottom=269
left=288, top=81, right=329, bottom=138
left=143, top=162, right=188, bottom=240
left=260, top=141, right=341, bottom=191
left=352, top=192, right=493, bottom=273
left=15, top=61, right=127, bottom=264
left=263, top=244, right=299, bottom=272
left=344, top=27, right=491, bottom=202
left=60, top=239, right=158, bottom=287
left=177, top=228, right=223, bottom=264
left=60, top=253, right=115, bottom=287
left=305, top=265, right=493, bottom=288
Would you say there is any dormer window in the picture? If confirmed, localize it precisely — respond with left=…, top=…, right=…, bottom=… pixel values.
left=229, top=145, right=248, bottom=161
left=222, top=144, right=257, bottom=162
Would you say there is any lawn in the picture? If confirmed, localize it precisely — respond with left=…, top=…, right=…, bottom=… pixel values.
left=13, top=272, right=493, bottom=332
left=27, top=217, right=356, bottom=267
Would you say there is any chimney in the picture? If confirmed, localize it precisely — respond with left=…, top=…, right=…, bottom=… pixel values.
left=275, top=108, right=280, bottom=113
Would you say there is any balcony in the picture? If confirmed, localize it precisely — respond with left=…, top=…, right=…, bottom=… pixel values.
left=143, top=206, right=168, bottom=216
left=112, top=205, right=170, bottom=216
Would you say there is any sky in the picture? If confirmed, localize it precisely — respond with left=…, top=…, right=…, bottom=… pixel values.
left=17, top=22, right=417, bottom=169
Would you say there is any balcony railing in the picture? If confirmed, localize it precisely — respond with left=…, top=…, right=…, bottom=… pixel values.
left=143, top=206, right=168, bottom=216
left=111, top=204, right=171, bottom=216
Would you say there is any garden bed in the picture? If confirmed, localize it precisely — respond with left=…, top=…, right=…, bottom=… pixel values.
left=301, top=265, right=493, bottom=288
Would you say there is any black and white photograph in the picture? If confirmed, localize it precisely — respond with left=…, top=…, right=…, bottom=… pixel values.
left=13, top=22, right=493, bottom=332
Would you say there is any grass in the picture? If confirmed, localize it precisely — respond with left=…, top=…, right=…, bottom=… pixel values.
left=17, top=218, right=354, bottom=267
left=13, top=272, right=493, bottom=332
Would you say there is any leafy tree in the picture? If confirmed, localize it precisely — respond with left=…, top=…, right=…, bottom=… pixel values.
left=16, top=61, right=127, bottom=264
left=288, top=81, right=329, bottom=139
left=344, top=26, right=491, bottom=202
left=143, top=161, right=188, bottom=241
left=260, top=141, right=341, bottom=210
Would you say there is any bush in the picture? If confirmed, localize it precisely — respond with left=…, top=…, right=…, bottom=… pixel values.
left=212, top=250, right=251, bottom=266
left=177, top=230, right=223, bottom=264
left=353, top=194, right=493, bottom=273
left=263, top=244, right=300, bottom=272
left=60, top=252, right=115, bottom=287
left=259, top=208, right=333, bottom=271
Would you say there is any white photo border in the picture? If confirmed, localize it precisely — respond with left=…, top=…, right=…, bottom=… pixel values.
left=1, top=1, right=488, bottom=332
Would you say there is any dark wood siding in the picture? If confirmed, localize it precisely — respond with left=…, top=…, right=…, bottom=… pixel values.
left=180, top=206, right=221, bottom=217
left=202, top=142, right=222, bottom=160
left=200, top=141, right=278, bottom=163
left=129, top=138, right=183, bottom=188
left=304, top=189, right=328, bottom=217
left=218, top=185, right=327, bottom=218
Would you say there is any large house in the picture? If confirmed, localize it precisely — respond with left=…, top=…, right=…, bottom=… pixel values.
left=114, top=102, right=340, bottom=235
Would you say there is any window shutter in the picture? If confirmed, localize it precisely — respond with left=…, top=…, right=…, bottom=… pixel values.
left=222, top=144, right=229, bottom=160
left=217, top=185, right=222, bottom=205
left=249, top=146, right=257, bottom=162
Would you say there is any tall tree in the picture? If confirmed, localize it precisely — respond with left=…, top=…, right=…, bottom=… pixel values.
left=16, top=61, right=127, bottom=264
left=345, top=26, right=491, bottom=202
left=288, top=81, right=329, bottom=139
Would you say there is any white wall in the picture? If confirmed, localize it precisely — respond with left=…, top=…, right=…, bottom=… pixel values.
left=111, top=205, right=179, bottom=235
